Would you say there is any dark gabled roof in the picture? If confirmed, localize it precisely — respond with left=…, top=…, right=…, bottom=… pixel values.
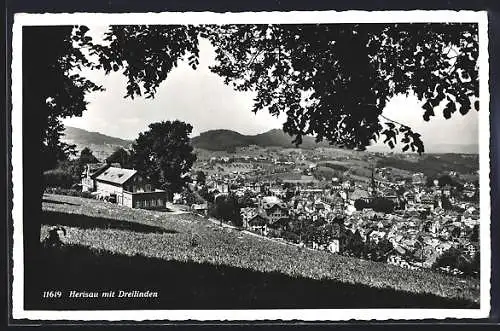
left=248, top=214, right=268, bottom=226
left=264, top=203, right=287, bottom=213
left=315, top=203, right=326, bottom=210
left=83, top=163, right=110, bottom=179
left=269, top=216, right=290, bottom=227
left=95, top=167, right=137, bottom=185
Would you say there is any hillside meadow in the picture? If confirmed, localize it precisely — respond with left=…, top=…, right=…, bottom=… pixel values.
left=28, top=194, right=481, bottom=309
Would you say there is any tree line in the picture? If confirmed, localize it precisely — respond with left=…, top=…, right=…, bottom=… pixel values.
left=44, top=120, right=197, bottom=195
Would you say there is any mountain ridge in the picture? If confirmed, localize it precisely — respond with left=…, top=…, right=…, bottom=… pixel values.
left=191, top=128, right=331, bottom=150
left=62, top=126, right=133, bottom=161
left=63, top=126, right=133, bottom=147
left=62, top=126, right=478, bottom=155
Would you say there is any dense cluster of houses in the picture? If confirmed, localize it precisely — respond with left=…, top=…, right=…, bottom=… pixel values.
left=241, top=196, right=289, bottom=234
left=195, top=155, right=480, bottom=272
left=79, top=148, right=480, bottom=274
left=342, top=206, right=479, bottom=269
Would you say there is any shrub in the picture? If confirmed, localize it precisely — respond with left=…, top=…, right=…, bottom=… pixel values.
left=354, top=199, right=368, bottom=211
left=43, top=169, right=74, bottom=189
left=45, top=187, right=93, bottom=199
left=268, top=228, right=283, bottom=238
left=433, top=247, right=479, bottom=278
left=371, top=197, right=396, bottom=213
left=320, top=162, right=348, bottom=172
left=189, top=233, right=201, bottom=248
left=282, top=231, right=300, bottom=243
left=211, top=193, right=242, bottom=226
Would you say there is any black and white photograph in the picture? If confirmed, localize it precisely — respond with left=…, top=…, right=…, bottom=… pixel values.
left=10, top=11, right=490, bottom=321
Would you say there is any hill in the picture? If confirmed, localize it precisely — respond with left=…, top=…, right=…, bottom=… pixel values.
left=32, top=194, right=480, bottom=311
left=63, top=126, right=132, bottom=147
left=368, top=143, right=478, bottom=154
left=376, top=153, right=479, bottom=178
left=61, top=126, right=133, bottom=161
left=190, top=129, right=252, bottom=151
left=191, top=128, right=330, bottom=151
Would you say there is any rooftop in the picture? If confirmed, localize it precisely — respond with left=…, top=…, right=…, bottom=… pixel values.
left=95, top=167, right=137, bottom=185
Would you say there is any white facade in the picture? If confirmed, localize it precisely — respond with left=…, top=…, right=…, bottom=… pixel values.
left=95, top=181, right=123, bottom=196
left=327, top=240, right=340, bottom=253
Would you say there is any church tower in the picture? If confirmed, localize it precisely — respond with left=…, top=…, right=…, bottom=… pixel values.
left=370, top=165, right=377, bottom=197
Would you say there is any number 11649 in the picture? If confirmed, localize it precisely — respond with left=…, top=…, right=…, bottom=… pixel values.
left=42, top=290, right=62, bottom=298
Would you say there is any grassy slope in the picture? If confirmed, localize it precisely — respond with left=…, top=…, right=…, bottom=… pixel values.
left=37, top=194, right=480, bottom=309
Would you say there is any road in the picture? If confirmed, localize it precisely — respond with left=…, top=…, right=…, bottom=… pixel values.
left=164, top=202, right=191, bottom=215
left=167, top=202, right=314, bottom=251
left=203, top=215, right=313, bottom=250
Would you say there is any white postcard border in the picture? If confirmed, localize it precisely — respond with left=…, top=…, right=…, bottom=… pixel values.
left=11, top=10, right=491, bottom=321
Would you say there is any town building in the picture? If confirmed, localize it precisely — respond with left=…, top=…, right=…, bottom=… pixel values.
left=412, top=172, right=426, bottom=185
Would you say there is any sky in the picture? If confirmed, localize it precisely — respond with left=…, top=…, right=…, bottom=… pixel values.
left=63, top=26, right=479, bottom=150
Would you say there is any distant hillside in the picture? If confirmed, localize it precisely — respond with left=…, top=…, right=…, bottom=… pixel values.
left=191, top=130, right=251, bottom=151
left=191, top=129, right=330, bottom=151
left=377, top=153, right=479, bottom=178
left=63, top=126, right=132, bottom=146
left=425, top=144, right=479, bottom=155
left=368, top=143, right=478, bottom=154
left=62, top=126, right=133, bottom=161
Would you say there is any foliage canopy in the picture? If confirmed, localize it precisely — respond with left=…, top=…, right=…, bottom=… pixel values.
left=25, top=23, right=479, bottom=173
left=93, top=23, right=479, bottom=154
left=106, top=147, right=133, bottom=168
left=130, top=120, right=197, bottom=193
left=24, top=26, right=104, bottom=172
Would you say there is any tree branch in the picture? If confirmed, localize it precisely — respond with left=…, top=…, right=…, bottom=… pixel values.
left=445, top=44, right=453, bottom=56
left=360, top=102, right=413, bottom=129
left=247, top=48, right=263, bottom=67
left=446, top=56, right=459, bottom=75
left=379, top=114, right=411, bottom=129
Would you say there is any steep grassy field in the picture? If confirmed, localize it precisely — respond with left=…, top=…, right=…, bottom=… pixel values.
left=31, top=194, right=480, bottom=310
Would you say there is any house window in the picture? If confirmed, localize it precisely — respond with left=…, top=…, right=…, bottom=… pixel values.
left=157, top=198, right=163, bottom=207
left=151, top=199, right=156, bottom=207
left=135, top=200, right=141, bottom=208
left=145, top=200, right=150, bottom=207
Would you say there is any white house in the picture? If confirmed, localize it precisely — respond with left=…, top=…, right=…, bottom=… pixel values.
left=92, top=166, right=168, bottom=209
